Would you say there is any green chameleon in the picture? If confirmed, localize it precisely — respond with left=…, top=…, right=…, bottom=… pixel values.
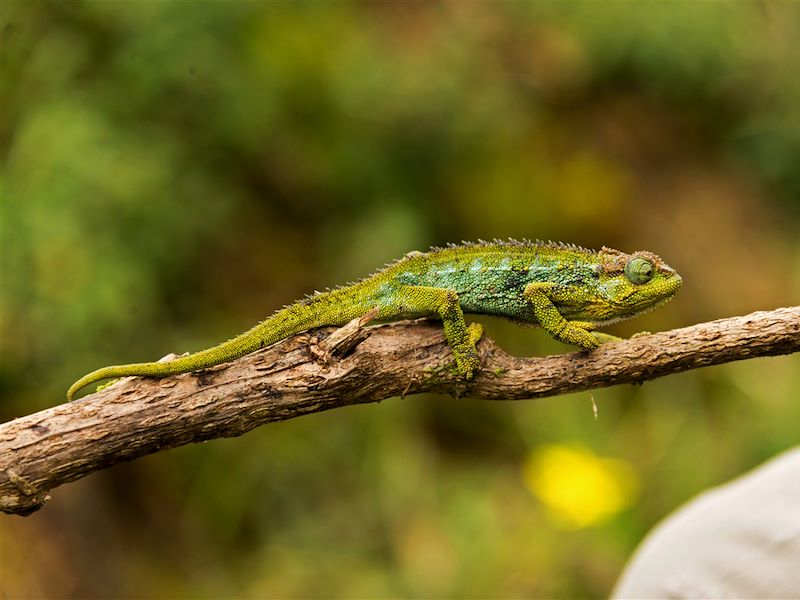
left=67, top=240, right=682, bottom=400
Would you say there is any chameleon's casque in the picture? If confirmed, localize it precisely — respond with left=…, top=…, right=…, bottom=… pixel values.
left=67, top=240, right=681, bottom=400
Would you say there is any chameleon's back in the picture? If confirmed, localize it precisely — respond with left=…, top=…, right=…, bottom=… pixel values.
left=380, top=240, right=681, bottom=325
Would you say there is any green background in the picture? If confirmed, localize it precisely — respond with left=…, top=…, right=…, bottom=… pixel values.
left=2, top=2, right=799, bottom=597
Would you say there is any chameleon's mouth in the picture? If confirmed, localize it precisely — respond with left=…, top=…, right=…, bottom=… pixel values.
left=627, top=272, right=682, bottom=313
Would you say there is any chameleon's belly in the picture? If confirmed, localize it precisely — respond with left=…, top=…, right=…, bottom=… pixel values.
left=400, top=267, right=538, bottom=322
left=457, top=288, right=534, bottom=321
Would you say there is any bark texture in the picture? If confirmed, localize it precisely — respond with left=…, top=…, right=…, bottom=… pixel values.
left=2, top=306, right=799, bottom=516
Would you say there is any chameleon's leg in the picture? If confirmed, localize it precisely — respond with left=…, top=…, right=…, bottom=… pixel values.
left=396, top=285, right=482, bottom=378
left=523, top=282, right=599, bottom=350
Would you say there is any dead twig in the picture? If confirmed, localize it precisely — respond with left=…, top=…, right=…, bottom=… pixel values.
left=1, top=306, right=798, bottom=516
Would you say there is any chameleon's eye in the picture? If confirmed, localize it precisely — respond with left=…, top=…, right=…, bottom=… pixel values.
left=624, top=257, right=654, bottom=285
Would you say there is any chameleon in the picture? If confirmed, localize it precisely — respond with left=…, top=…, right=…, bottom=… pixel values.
left=67, top=240, right=682, bottom=400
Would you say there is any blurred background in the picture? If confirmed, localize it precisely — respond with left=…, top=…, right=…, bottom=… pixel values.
left=2, top=1, right=800, bottom=597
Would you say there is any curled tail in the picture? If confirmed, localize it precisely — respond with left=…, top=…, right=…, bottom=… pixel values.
left=66, top=335, right=262, bottom=401
left=66, top=288, right=373, bottom=401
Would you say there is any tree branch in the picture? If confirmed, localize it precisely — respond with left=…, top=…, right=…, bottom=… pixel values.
left=2, top=306, right=799, bottom=516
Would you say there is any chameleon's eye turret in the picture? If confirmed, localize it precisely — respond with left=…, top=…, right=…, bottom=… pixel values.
left=624, top=257, right=654, bottom=285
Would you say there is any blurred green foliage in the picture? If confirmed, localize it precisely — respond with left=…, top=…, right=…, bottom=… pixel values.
left=2, top=1, right=800, bottom=597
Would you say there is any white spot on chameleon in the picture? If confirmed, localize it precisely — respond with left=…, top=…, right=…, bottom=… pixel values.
left=498, top=257, right=511, bottom=270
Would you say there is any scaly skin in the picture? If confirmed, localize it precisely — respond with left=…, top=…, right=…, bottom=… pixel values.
left=67, top=240, right=682, bottom=400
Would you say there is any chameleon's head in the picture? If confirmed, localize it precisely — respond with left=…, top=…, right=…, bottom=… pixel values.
left=590, top=247, right=682, bottom=325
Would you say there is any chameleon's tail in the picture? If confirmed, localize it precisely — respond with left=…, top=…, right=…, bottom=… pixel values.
left=66, top=290, right=371, bottom=401
left=66, top=332, right=266, bottom=402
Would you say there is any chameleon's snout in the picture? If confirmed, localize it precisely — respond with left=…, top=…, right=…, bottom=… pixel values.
left=652, top=256, right=681, bottom=294
left=659, top=269, right=682, bottom=298
left=666, top=270, right=682, bottom=294
left=664, top=270, right=682, bottom=289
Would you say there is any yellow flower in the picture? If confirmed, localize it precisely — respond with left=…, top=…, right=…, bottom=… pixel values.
left=522, top=444, right=640, bottom=529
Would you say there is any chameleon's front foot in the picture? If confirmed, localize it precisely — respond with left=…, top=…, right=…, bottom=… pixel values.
left=590, top=331, right=652, bottom=345
left=554, top=320, right=600, bottom=350
left=590, top=331, right=623, bottom=345
left=523, top=283, right=602, bottom=351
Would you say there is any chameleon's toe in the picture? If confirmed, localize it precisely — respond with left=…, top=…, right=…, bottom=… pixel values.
left=591, top=332, right=623, bottom=345
left=467, top=322, right=483, bottom=345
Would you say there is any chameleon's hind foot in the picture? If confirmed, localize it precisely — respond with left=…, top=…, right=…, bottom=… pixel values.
left=453, top=322, right=483, bottom=379
left=395, top=285, right=484, bottom=380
